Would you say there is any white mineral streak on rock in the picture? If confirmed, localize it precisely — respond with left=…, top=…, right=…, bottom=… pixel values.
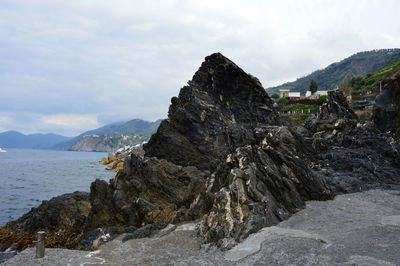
left=222, top=188, right=234, bottom=234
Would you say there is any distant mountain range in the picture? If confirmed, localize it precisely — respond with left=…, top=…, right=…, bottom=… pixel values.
left=266, top=48, right=400, bottom=95
left=0, top=118, right=162, bottom=152
left=0, top=131, right=72, bottom=149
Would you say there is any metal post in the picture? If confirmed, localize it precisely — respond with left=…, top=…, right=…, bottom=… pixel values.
left=35, top=231, right=45, bottom=258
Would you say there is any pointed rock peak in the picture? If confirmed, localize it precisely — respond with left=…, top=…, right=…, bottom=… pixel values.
left=144, top=53, right=280, bottom=170
left=204, top=52, right=236, bottom=66
left=189, top=52, right=264, bottom=95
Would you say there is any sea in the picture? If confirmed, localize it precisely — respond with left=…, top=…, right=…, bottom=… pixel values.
left=0, top=148, right=115, bottom=226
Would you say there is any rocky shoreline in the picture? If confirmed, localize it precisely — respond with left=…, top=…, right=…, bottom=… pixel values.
left=3, top=189, right=400, bottom=265
left=0, top=53, right=399, bottom=263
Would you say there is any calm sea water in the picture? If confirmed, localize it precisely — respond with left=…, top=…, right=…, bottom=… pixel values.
left=0, top=149, right=114, bottom=226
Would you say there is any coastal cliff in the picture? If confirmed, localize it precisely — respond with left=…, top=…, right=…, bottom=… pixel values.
left=1, top=53, right=399, bottom=254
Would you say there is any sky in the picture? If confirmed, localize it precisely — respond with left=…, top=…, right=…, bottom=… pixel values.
left=0, top=0, right=399, bottom=136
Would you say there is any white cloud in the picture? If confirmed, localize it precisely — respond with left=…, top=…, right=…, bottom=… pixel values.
left=41, top=114, right=100, bottom=128
left=0, top=0, right=399, bottom=135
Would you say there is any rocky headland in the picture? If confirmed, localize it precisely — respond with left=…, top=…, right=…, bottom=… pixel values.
left=1, top=53, right=399, bottom=263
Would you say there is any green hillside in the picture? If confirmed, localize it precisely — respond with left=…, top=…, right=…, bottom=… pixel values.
left=267, top=49, right=400, bottom=95
left=100, top=119, right=162, bottom=136
left=343, top=59, right=400, bottom=100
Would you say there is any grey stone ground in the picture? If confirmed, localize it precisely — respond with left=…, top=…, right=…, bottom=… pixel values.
left=3, top=189, right=400, bottom=266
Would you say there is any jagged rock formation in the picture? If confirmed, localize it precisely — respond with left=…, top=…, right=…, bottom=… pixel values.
left=302, top=90, right=358, bottom=151
left=306, top=90, right=400, bottom=194
left=84, top=53, right=332, bottom=249
left=144, top=54, right=281, bottom=171
left=373, top=68, right=400, bottom=139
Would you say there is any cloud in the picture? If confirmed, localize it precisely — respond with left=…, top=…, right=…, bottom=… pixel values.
left=0, top=0, right=399, bottom=135
left=41, top=114, right=99, bottom=128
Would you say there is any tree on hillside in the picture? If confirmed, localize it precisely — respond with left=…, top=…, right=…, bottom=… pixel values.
left=278, top=97, right=289, bottom=106
left=271, top=93, right=279, bottom=99
left=310, top=80, right=318, bottom=94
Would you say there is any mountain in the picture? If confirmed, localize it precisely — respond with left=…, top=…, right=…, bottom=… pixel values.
left=51, top=121, right=126, bottom=150
left=1, top=119, right=162, bottom=151
left=267, top=48, right=400, bottom=95
left=0, top=131, right=72, bottom=149
left=66, top=118, right=162, bottom=152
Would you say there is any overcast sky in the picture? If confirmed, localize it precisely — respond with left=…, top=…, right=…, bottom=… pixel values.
left=0, top=0, right=399, bottom=136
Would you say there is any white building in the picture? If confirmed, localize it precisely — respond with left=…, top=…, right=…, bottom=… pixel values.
left=288, top=92, right=301, bottom=98
left=306, top=90, right=328, bottom=99
left=279, top=89, right=290, bottom=98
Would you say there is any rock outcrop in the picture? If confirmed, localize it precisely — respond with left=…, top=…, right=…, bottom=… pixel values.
left=84, top=53, right=332, bottom=249
left=308, top=88, right=400, bottom=194
left=373, top=68, right=400, bottom=139
left=99, top=145, right=143, bottom=172
left=302, top=90, right=358, bottom=152
left=0, top=192, right=90, bottom=251
left=144, top=53, right=281, bottom=171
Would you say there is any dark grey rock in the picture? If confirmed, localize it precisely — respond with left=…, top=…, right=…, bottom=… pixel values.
left=144, top=52, right=281, bottom=171
left=303, top=90, right=358, bottom=152
left=314, top=125, right=400, bottom=194
left=0, top=192, right=91, bottom=251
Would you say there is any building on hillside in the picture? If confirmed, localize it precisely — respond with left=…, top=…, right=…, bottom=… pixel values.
left=279, top=89, right=290, bottom=98
left=288, top=92, right=301, bottom=100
